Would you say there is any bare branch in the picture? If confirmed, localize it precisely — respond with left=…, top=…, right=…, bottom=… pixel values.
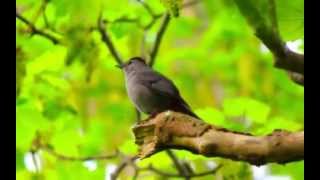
left=97, top=12, right=123, bottom=65
left=16, top=12, right=60, bottom=44
left=149, top=13, right=171, bottom=67
left=139, top=164, right=222, bottom=178
left=31, top=151, right=40, bottom=173
left=255, top=27, right=304, bottom=76
left=233, top=0, right=304, bottom=85
left=288, top=71, right=304, bottom=86
left=133, top=111, right=304, bottom=166
left=42, top=146, right=119, bottom=161
left=110, top=156, right=139, bottom=180
left=166, top=150, right=190, bottom=179
left=137, top=0, right=157, bottom=17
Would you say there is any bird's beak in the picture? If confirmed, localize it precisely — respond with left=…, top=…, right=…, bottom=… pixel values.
left=115, top=64, right=124, bottom=69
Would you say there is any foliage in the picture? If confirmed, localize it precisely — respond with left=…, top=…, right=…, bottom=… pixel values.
left=16, top=0, right=304, bottom=179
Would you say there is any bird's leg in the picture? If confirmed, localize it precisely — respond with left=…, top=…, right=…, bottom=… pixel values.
left=145, top=111, right=161, bottom=121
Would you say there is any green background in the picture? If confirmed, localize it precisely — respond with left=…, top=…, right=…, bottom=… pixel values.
left=16, top=0, right=304, bottom=179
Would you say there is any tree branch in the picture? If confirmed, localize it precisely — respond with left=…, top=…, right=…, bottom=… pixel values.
left=42, top=146, right=119, bottom=161
left=97, top=12, right=123, bottom=65
left=132, top=111, right=304, bottom=166
left=233, top=0, right=304, bottom=85
left=110, top=155, right=139, bottom=180
left=255, top=26, right=304, bottom=76
left=288, top=71, right=304, bottom=85
left=137, top=0, right=157, bottom=17
left=268, top=0, right=279, bottom=36
left=166, top=150, right=190, bottom=179
left=139, top=164, right=222, bottom=178
left=16, top=12, right=60, bottom=44
left=149, top=13, right=171, bottom=67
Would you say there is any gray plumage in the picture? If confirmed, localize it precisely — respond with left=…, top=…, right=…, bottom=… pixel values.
left=118, top=57, right=199, bottom=118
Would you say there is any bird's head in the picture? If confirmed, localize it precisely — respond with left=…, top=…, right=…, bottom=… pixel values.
left=116, top=57, right=147, bottom=73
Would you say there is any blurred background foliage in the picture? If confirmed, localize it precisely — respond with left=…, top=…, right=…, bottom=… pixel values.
left=16, top=0, right=304, bottom=179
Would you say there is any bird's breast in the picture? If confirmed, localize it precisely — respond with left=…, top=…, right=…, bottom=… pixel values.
left=126, top=80, right=154, bottom=114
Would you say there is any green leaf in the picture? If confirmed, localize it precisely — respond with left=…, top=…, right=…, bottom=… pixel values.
left=195, top=107, right=225, bottom=125
left=16, top=149, right=24, bottom=171
left=51, top=129, right=83, bottom=155
left=276, top=0, right=304, bottom=41
left=217, top=160, right=253, bottom=180
left=270, top=161, right=304, bottom=180
left=119, top=140, right=138, bottom=154
left=16, top=102, right=50, bottom=150
left=223, top=97, right=270, bottom=123
left=253, top=116, right=302, bottom=135
left=109, top=23, right=136, bottom=39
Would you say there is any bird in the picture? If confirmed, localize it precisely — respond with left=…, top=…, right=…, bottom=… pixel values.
left=117, top=57, right=200, bottom=119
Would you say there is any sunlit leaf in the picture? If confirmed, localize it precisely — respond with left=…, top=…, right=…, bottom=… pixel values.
left=223, top=97, right=270, bottom=123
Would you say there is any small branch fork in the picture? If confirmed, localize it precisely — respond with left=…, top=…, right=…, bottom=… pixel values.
left=16, top=11, right=60, bottom=44
left=110, top=154, right=222, bottom=180
left=97, top=0, right=201, bottom=67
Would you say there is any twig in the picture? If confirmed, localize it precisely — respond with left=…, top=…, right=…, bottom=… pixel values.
left=143, top=14, right=163, bottom=30
left=136, top=0, right=163, bottom=30
left=97, top=12, right=123, bottom=65
left=16, top=12, right=60, bottom=44
left=43, top=146, right=119, bottom=161
left=166, top=150, right=190, bottom=179
left=140, top=164, right=222, bottom=178
left=110, top=155, right=139, bottom=180
left=137, top=0, right=156, bottom=17
left=31, top=151, right=40, bottom=173
left=149, top=13, right=171, bottom=67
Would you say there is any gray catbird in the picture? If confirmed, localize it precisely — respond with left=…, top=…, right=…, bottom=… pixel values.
left=117, top=57, right=199, bottom=119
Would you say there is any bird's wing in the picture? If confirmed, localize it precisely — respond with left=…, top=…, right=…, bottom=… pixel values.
left=139, top=70, right=191, bottom=108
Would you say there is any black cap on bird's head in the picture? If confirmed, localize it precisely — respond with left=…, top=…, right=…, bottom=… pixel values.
left=116, top=57, right=147, bottom=69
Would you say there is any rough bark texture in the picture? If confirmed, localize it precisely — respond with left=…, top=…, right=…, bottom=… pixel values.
left=132, top=111, right=304, bottom=166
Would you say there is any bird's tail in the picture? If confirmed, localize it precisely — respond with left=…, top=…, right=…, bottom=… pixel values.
left=172, top=100, right=201, bottom=120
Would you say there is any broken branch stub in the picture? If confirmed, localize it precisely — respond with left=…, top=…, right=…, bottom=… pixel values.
left=132, top=111, right=304, bottom=166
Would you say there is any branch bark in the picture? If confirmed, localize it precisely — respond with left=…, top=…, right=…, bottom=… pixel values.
left=233, top=0, right=304, bottom=86
left=16, top=12, right=60, bottom=44
left=139, top=164, right=222, bottom=178
left=97, top=12, right=123, bottom=65
left=132, top=111, right=304, bottom=166
left=149, top=13, right=171, bottom=67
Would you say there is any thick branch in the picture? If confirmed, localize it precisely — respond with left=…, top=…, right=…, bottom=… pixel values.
left=255, top=27, right=304, bottom=75
left=98, top=13, right=123, bottom=65
left=132, top=111, right=304, bottom=166
left=16, top=12, right=60, bottom=44
left=233, top=0, right=304, bottom=85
